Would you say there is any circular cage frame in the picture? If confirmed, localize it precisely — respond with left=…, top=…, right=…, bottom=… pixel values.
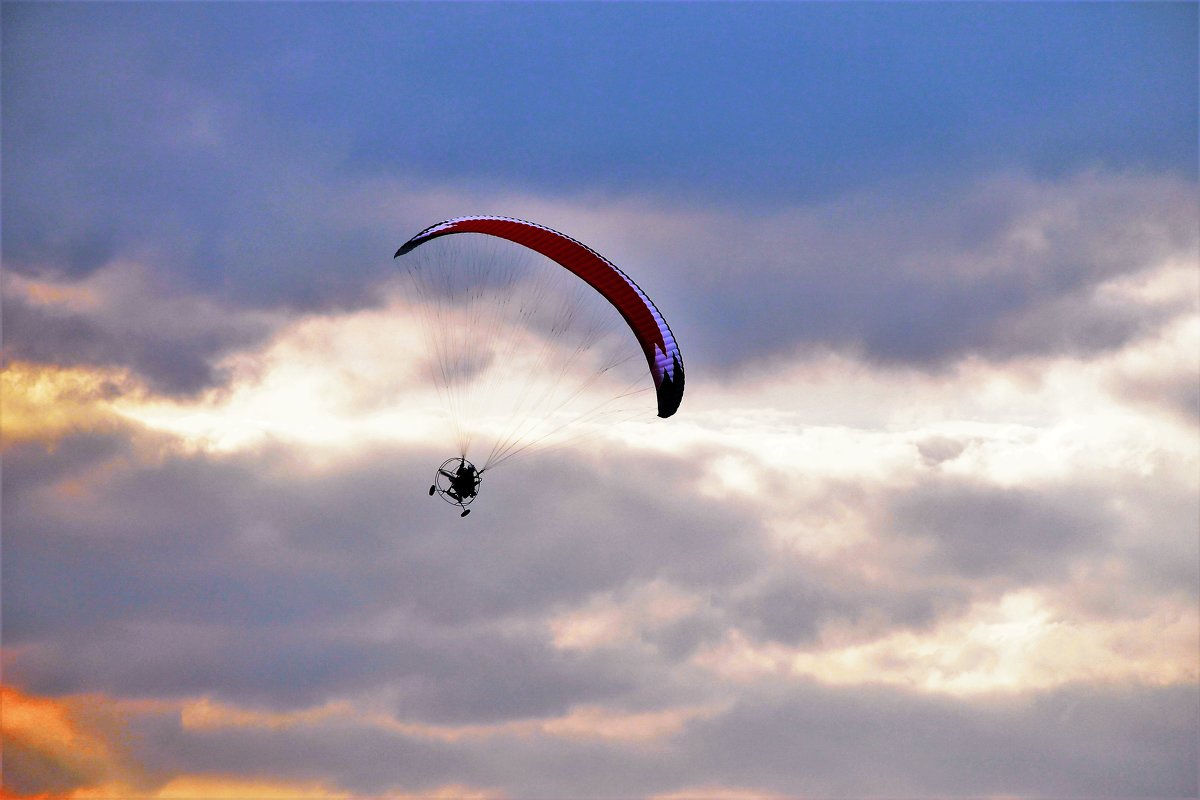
left=431, top=457, right=482, bottom=511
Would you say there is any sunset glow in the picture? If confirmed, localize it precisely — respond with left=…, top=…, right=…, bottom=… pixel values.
left=4, top=3, right=1196, bottom=798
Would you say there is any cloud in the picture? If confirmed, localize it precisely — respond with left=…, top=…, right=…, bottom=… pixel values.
left=651, top=789, right=786, bottom=800
left=4, top=369, right=1196, bottom=798
left=0, top=685, right=505, bottom=800
left=694, top=589, right=1198, bottom=695
left=5, top=5, right=1195, bottom=234
left=0, top=361, right=133, bottom=447
left=9, top=678, right=1191, bottom=800
left=4, top=6, right=1194, bottom=419
left=335, top=170, right=1199, bottom=384
left=0, top=686, right=137, bottom=797
left=1105, top=311, right=1200, bottom=426
left=7, top=255, right=1193, bottom=728
left=3, top=421, right=759, bottom=722
left=3, top=4, right=1195, bottom=797
left=7, top=60, right=1195, bottom=391
left=2, top=265, right=280, bottom=397
left=627, top=172, right=1196, bottom=374
left=177, top=693, right=721, bottom=748
left=1, top=676, right=1186, bottom=800
left=888, top=480, right=1112, bottom=581
left=674, top=681, right=1199, bottom=799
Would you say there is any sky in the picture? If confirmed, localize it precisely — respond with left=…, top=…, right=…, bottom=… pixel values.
left=2, top=2, right=1198, bottom=798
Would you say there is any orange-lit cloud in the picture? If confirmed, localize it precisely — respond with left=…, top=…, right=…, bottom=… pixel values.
left=650, top=788, right=789, bottom=800
left=179, top=696, right=352, bottom=732
left=0, top=684, right=710, bottom=799
left=0, top=362, right=136, bottom=447
left=3, top=273, right=102, bottom=314
left=62, top=778, right=502, bottom=800
left=1, top=685, right=507, bottom=800
left=0, top=685, right=133, bottom=798
left=540, top=703, right=722, bottom=743
left=549, top=579, right=702, bottom=652
left=179, top=693, right=718, bottom=746
left=85, top=777, right=353, bottom=800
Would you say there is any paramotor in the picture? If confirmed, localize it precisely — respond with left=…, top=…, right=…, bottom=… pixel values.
left=395, top=215, right=685, bottom=516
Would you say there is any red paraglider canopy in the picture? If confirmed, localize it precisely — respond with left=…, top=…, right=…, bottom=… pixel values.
left=396, top=216, right=685, bottom=417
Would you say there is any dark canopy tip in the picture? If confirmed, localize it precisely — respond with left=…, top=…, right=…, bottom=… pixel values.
left=656, top=355, right=686, bottom=418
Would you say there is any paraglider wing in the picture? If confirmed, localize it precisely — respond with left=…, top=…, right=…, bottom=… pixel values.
left=396, top=216, right=685, bottom=417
